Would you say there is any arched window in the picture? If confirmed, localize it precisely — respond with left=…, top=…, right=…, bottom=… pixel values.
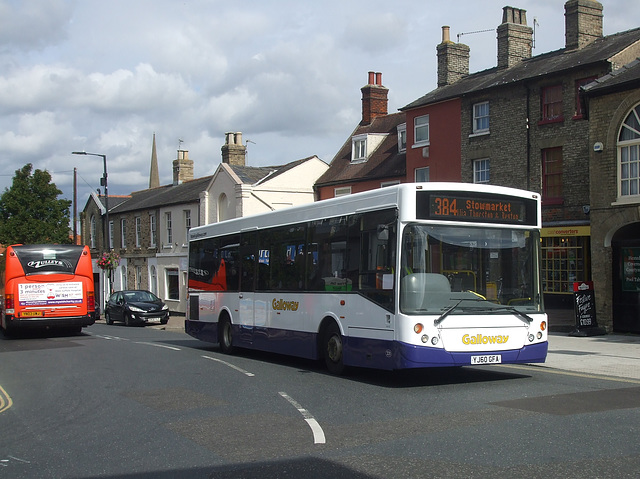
left=218, top=193, right=229, bottom=221
left=618, top=103, right=640, bottom=197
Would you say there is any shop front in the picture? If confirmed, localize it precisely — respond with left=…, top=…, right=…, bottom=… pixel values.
left=541, top=225, right=591, bottom=310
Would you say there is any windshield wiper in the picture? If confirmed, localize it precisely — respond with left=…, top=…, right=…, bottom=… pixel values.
left=434, top=300, right=533, bottom=327
left=472, top=306, right=534, bottom=325
left=434, top=300, right=463, bottom=326
left=502, top=306, right=534, bottom=325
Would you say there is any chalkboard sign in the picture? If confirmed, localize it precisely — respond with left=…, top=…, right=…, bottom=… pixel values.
left=570, top=281, right=605, bottom=336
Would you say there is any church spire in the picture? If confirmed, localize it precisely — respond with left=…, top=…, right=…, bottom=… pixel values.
left=149, top=133, right=160, bottom=189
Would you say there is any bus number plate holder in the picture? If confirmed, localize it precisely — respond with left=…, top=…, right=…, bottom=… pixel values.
left=471, top=354, right=501, bottom=365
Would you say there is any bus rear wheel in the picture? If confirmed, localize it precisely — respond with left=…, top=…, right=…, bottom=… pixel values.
left=323, top=322, right=345, bottom=375
left=219, top=317, right=234, bottom=354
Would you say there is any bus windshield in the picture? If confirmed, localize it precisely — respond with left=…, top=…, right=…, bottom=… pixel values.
left=400, top=224, right=541, bottom=314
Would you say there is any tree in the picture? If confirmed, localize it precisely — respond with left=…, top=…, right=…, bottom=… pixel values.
left=0, top=163, right=72, bottom=245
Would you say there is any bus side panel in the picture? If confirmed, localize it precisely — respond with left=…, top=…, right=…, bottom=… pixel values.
left=185, top=319, right=219, bottom=344
left=343, top=335, right=397, bottom=370
left=252, top=327, right=318, bottom=360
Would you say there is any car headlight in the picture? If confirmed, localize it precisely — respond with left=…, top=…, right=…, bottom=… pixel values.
left=128, top=305, right=145, bottom=313
left=161, top=305, right=168, bottom=311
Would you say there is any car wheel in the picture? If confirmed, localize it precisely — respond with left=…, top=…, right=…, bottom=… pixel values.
left=105, top=312, right=113, bottom=325
left=124, top=314, right=133, bottom=327
left=323, top=322, right=345, bottom=375
left=219, top=316, right=234, bottom=354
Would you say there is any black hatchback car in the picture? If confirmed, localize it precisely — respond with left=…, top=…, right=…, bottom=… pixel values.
left=104, top=290, right=169, bottom=326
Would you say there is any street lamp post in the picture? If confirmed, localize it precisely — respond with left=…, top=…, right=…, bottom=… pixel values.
left=72, top=151, right=109, bottom=248
left=73, top=151, right=110, bottom=301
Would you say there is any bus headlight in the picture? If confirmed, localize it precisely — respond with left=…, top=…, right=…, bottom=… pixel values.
left=431, top=336, right=439, bottom=346
left=537, top=332, right=543, bottom=339
left=421, top=335, right=429, bottom=343
left=528, top=334, right=535, bottom=342
left=414, top=323, right=424, bottom=334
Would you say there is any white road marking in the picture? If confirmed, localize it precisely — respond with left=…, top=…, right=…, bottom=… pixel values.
left=201, top=355, right=255, bottom=377
left=279, top=391, right=326, bottom=444
left=135, top=342, right=181, bottom=351
left=89, top=333, right=129, bottom=341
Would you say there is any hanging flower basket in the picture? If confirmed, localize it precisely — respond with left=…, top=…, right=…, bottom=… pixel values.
left=97, top=250, right=120, bottom=271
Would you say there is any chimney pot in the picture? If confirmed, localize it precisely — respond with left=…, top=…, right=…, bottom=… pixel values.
left=360, top=71, right=388, bottom=125
left=442, top=26, right=451, bottom=43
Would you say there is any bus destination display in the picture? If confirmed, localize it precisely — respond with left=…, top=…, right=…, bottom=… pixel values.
left=417, top=191, right=538, bottom=226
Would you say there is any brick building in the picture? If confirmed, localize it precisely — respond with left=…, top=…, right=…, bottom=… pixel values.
left=582, top=59, right=640, bottom=332
left=315, top=72, right=407, bottom=199
left=401, top=1, right=640, bottom=319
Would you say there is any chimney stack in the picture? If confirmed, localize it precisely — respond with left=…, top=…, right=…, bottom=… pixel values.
left=565, top=0, right=603, bottom=51
left=497, top=6, right=533, bottom=69
left=221, top=132, right=247, bottom=166
left=436, top=26, right=470, bottom=87
left=172, top=149, right=193, bottom=186
left=361, top=71, right=388, bottom=125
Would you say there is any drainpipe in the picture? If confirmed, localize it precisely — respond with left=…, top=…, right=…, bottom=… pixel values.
left=526, top=85, right=531, bottom=191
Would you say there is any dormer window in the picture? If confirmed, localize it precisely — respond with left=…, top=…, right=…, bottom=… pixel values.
left=351, top=133, right=387, bottom=163
left=352, top=136, right=367, bottom=162
left=397, top=123, right=407, bottom=152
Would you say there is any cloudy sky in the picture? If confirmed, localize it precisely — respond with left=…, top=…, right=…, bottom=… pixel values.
left=0, top=0, right=637, bottom=211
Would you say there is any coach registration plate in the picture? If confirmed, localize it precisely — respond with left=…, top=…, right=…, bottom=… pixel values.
left=471, top=354, right=501, bottom=365
left=22, top=311, right=43, bottom=317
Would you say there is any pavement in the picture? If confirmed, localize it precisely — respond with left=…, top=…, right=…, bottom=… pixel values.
left=143, top=313, right=640, bottom=382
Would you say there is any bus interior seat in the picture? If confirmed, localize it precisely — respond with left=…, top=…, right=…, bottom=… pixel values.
left=401, top=273, right=451, bottom=310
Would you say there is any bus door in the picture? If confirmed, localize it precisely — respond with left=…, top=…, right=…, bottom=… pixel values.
left=239, top=231, right=258, bottom=344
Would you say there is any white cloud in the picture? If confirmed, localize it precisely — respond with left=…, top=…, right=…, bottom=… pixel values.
left=0, top=0, right=636, bottom=206
left=0, top=0, right=72, bottom=52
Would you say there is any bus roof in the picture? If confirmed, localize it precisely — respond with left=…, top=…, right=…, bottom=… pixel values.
left=189, top=182, right=541, bottom=240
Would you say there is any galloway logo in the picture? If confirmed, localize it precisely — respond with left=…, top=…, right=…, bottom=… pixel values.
left=272, top=298, right=299, bottom=311
left=462, top=334, right=509, bottom=345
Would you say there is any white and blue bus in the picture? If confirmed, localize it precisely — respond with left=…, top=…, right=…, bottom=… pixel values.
left=186, top=183, right=547, bottom=374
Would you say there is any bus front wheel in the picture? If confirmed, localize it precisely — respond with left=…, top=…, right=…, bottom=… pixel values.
left=219, top=317, right=234, bottom=354
left=322, top=322, right=345, bottom=375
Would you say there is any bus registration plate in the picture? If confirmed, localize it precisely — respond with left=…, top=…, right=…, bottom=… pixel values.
left=471, top=354, right=501, bottom=365
left=22, top=311, right=43, bottom=317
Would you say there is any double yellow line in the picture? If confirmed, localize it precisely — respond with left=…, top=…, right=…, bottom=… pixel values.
left=0, top=385, right=13, bottom=413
